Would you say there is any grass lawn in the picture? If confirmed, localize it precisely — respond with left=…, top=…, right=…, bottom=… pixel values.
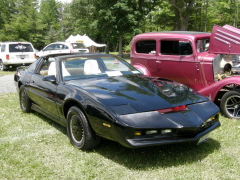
left=0, top=93, right=240, bottom=179
left=0, top=69, right=15, bottom=76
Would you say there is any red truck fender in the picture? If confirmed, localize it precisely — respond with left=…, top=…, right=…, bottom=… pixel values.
left=198, top=76, right=240, bottom=101
left=133, top=64, right=152, bottom=76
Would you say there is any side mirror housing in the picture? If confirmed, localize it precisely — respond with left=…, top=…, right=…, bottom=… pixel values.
left=42, top=75, right=56, bottom=83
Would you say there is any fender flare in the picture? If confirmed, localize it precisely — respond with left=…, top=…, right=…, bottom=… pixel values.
left=133, top=64, right=151, bottom=76
left=198, top=77, right=240, bottom=101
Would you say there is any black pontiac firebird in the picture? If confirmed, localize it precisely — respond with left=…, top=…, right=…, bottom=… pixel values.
left=14, top=53, right=221, bottom=150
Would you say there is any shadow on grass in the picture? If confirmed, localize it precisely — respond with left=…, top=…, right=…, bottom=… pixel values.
left=33, top=111, right=220, bottom=169
left=96, top=138, right=220, bottom=169
left=33, top=112, right=67, bottom=136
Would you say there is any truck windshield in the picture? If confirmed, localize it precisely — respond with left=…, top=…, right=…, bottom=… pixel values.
left=196, top=38, right=210, bottom=53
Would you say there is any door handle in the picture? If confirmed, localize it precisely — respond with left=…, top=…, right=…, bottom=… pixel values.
left=156, top=61, right=161, bottom=63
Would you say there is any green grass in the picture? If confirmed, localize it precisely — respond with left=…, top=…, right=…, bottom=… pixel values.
left=0, top=70, right=15, bottom=76
left=1, top=93, right=240, bottom=179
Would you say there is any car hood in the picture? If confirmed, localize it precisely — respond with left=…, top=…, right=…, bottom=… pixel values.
left=209, top=24, right=240, bottom=55
left=66, top=75, right=208, bottom=114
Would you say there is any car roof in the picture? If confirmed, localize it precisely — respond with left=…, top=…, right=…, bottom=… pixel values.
left=41, top=53, right=111, bottom=59
left=49, top=42, right=84, bottom=44
left=0, top=41, right=33, bottom=44
left=134, top=31, right=211, bottom=39
left=143, top=31, right=210, bottom=35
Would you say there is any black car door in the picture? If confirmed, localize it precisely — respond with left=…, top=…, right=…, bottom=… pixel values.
left=27, top=57, right=59, bottom=118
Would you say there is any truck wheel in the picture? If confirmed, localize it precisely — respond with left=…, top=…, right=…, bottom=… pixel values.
left=67, top=106, right=100, bottom=150
left=0, top=61, right=8, bottom=71
left=220, top=90, right=240, bottom=119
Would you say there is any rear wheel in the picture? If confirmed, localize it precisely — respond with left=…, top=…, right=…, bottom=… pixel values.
left=0, top=61, right=8, bottom=71
left=19, top=85, right=32, bottom=113
left=67, top=106, right=100, bottom=150
left=220, top=90, right=240, bottom=119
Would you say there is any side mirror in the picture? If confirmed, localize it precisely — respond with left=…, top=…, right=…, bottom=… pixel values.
left=42, top=75, right=56, bottom=83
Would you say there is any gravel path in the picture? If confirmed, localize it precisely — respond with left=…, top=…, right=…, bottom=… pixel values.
left=0, top=74, right=17, bottom=94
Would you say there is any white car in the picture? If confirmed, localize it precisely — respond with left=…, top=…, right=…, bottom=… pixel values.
left=37, top=42, right=89, bottom=57
left=0, top=42, right=37, bottom=71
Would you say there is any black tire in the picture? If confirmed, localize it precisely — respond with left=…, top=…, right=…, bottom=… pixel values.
left=0, top=60, right=8, bottom=71
left=220, top=90, right=240, bottom=119
left=19, top=85, right=32, bottom=113
left=67, top=106, right=100, bottom=150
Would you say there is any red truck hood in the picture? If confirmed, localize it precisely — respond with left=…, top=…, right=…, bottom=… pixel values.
left=209, top=24, right=240, bottom=55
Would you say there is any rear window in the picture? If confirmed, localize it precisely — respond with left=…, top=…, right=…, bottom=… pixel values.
left=136, top=40, right=156, bottom=54
left=71, top=43, right=86, bottom=49
left=9, top=44, right=34, bottom=52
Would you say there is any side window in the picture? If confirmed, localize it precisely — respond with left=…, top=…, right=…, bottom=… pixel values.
left=179, top=41, right=192, bottom=55
left=136, top=40, right=156, bottom=54
left=38, top=58, right=56, bottom=76
left=44, top=44, right=55, bottom=51
left=1, top=44, right=6, bottom=52
left=57, top=44, right=64, bottom=50
left=160, top=40, right=192, bottom=55
left=62, top=45, right=69, bottom=49
left=54, top=44, right=68, bottom=50
left=53, top=44, right=61, bottom=50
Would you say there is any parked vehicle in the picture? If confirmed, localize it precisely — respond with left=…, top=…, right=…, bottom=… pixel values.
left=14, top=53, right=220, bottom=150
left=0, top=42, right=36, bottom=71
left=36, top=42, right=89, bottom=57
left=131, top=24, right=240, bottom=119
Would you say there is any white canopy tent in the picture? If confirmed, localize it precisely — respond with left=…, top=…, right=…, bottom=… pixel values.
left=65, top=34, right=106, bottom=53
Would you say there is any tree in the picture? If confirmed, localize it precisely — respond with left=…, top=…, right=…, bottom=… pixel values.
left=143, top=1, right=174, bottom=32
left=170, top=0, right=195, bottom=30
left=0, top=0, right=39, bottom=42
left=69, top=0, right=96, bottom=36
left=94, top=0, right=160, bottom=54
left=38, top=0, right=60, bottom=46
left=0, top=0, right=16, bottom=30
left=57, top=2, right=74, bottom=40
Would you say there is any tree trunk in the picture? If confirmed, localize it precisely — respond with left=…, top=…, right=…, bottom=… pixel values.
left=105, top=41, right=110, bottom=54
left=171, top=0, right=195, bottom=31
left=118, top=35, right=123, bottom=57
left=204, top=0, right=208, bottom=31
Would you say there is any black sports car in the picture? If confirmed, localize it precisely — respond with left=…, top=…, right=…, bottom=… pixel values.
left=14, top=53, right=220, bottom=150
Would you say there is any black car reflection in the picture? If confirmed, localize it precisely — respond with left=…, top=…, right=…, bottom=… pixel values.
left=14, top=53, right=221, bottom=150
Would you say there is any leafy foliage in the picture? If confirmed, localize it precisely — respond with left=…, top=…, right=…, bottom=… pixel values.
left=1, top=0, right=240, bottom=52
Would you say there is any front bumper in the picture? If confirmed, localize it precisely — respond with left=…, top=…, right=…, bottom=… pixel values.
left=111, top=101, right=220, bottom=148
left=124, top=121, right=220, bottom=148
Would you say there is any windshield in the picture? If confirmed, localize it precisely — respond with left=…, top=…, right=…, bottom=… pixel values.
left=72, top=43, right=87, bottom=49
left=60, top=55, right=141, bottom=81
left=196, top=38, right=209, bottom=53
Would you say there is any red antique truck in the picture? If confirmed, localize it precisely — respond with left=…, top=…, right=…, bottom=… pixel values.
left=131, top=25, right=240, bottom=119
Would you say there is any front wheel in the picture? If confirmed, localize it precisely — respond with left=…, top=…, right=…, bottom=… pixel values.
left=67, top=106, right=100, bottom=150
left=220, top=90, right=240, bottom=119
